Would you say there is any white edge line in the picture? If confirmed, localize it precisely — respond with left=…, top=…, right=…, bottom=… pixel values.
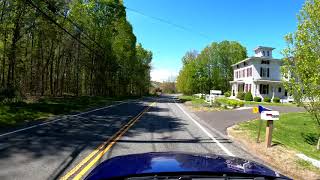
left=0, top=100, right=137, bottom=138
left=174, top=101, right=235, bottom=157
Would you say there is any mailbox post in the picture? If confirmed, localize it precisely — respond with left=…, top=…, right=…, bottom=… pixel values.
left=261, top=111, right=279, bottom=148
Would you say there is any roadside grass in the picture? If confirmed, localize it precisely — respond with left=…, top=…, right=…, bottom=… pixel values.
left=237, top=112, right=320, bottom=160
left=178, top=95, right=206, bottom=105
left=218, top=97, right=296, bottom=107
left=244, top=100, right=297, bottom=107
left=0, top=96, right=136, bottom=127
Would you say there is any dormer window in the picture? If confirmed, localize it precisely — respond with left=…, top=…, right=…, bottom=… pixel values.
left=267, top=51, right=270, bottom=56
left=263, top=51, right=265, bottom=56
left=261, top=60, right=270, bottom=64
left=236, top=64, right=239, bottom=68
left=243, top=62, right=247, bottom=66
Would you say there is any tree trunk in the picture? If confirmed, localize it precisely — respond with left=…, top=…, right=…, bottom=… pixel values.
left=317, top=136, right=320, bottom=150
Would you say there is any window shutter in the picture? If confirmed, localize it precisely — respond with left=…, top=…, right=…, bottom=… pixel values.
left=267, top=68, right=270, bottom=77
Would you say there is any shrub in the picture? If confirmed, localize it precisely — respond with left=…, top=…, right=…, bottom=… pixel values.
left=244, top=92, right=253, bottom=101
left=273, top=97, right=280, bottom=103
left=215, top=98, right=244, bottom=108
left=238, top=101, right=244, bottom=107
left=264, top=97, right=271, bottom=102
left=254, top=97, right=262, bottom=102
left=211, top=100, right=221, bottom=108
left=236, top=92, right=245, bottom=100
left=224, top=91, right=231, bottom=97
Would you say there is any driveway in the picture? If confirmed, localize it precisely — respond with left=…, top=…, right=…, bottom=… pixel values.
left=194, top=105, right=305, bottom=135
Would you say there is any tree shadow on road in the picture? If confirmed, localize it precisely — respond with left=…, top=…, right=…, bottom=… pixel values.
left=0, top=99, right=192, bottom=179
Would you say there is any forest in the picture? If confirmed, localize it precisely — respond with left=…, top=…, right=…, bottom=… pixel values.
left=0, top=0, right=152, bottom=100
left=176, top=41, right=247, bottom=95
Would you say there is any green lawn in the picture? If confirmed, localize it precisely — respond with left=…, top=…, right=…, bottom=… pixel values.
left=0, top=96, right=136, bottom=127
left=178, top=95, right=206, bottom=105
left=237, top=112, right=320, bottom=160
left=244, top=100, right=297, bottom=107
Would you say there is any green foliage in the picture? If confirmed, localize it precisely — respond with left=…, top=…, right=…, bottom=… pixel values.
left=238, top=112, right=320, bottom=160
left=254, top=97, right=262, bottom=102
left=236, top=92, right=245, bottom=100
left=224, top=91, right=231, bottom=97
left=244, top=92, right=253, bottom=101
left=177, top=41, right=247, bottom=94
left=0, top=0, right=152, bottom=99
left=216, top=98, right=244, bottom=108
left=282, top=0, right=320, bottom=149
left=263, top=97, right=271, bottom=102
left=273, top=97, right=280, bottom=103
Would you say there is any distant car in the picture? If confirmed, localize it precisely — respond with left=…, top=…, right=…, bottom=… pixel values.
left=85, top=152, right=291, bottom=180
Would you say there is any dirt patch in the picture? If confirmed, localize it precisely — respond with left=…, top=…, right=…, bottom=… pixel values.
left=227, top=125, right=320, bottom=180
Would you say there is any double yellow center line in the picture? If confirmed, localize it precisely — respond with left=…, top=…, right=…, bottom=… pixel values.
left=61, top=102, right=156, bottom=180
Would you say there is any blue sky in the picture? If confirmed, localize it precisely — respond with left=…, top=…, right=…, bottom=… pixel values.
left=123, top=0, right=305, bottom=82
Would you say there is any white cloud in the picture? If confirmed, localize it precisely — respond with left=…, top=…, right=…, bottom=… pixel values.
left=151, top=68, right=178, bottom=82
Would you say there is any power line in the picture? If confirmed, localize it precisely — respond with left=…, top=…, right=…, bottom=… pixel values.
left=43, top=0, right=105, bottom=51
left=25, top=0, right=101, bottom=56
left=125, top=7, right=211, bottom=40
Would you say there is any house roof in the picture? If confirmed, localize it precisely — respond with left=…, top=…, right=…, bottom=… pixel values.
left=254, top=46, right=275, bottom=51
left=231, top=57, right=281, bottom=67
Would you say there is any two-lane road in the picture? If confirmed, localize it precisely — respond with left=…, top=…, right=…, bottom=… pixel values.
left=0, top=95, right=259, bottom=180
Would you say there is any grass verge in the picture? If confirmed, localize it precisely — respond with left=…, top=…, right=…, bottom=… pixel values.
left=0, top=96, right=136, bottom=127
left=237, top=112, right=319, bottom=159
left=228, top=112, right=320, bottom=179
left=244, top=100, right=297, bottom=107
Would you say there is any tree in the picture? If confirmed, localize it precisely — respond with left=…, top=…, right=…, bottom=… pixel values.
left=281, top=0, right=320, bottom=150
left=0, top=0, right=153, bottom=99
left=176, top=41, right=247, bottom=95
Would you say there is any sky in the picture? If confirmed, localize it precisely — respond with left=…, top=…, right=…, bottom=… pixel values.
left=123, top=0, right=305, bottom=82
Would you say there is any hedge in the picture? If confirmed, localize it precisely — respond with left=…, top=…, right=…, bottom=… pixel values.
left=264, top=97, right=271, bottom=102
left=273, top=97, right=280, bottom=103
left=224, top=91, right=231, bottom=97
left=244, top=92, right=253, bottom=101
left=216, top=98, right=244, bottom=108
left=236, top=92, right=245, bottom=100
left=254, top=97, right=262, bottom=102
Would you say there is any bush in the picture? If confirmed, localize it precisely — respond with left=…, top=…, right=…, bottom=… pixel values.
left=211, top=100, right=221, bottom=108
left=244, top=92, right=253, bottom=101
left=215, top=98, right=244, bottom=108
left=273, top=97, right=280, bottom=103
left=224, top=91, right=231, bottom=97
left=264, top=97, right=271, bottom=102
left=254, top=97, right=262, bottom=102
left=236, top=92, right=245, bottom=100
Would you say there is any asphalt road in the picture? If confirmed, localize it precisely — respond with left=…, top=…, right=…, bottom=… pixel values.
left=0, top=95, right=261, bottom=180
left=195, top=105, right=304, bottom=134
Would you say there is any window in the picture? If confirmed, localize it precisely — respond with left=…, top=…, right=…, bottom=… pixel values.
left=249, top=84, right=252, bottom=92
left=247, top=67, right=252, bottom=77
left=259, top=84, right=269, bottom=94
left=278, top=87, right=281, bottom=93
left=261, top=60, right=270, bottom=64
left=245, top=84, right=248, bottom=92
left=284, top=90, right=288, bottom=96
left=260, top=67, right=269, bottom=77
left=244, top=62, right=247, bottom=66
left=263, top=51, right=265, bottom=56
left=243, top=69, right=246, bottom=77
left=237, top=65, right=240, bottom=68
left=267, top=51, right=270, bottom=56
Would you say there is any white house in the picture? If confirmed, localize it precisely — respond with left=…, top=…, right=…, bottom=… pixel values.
left=230, top=46, right=290, bottom=101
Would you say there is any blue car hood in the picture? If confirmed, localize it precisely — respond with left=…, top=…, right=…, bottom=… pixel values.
left=85, top=152, right=290, bottom=180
